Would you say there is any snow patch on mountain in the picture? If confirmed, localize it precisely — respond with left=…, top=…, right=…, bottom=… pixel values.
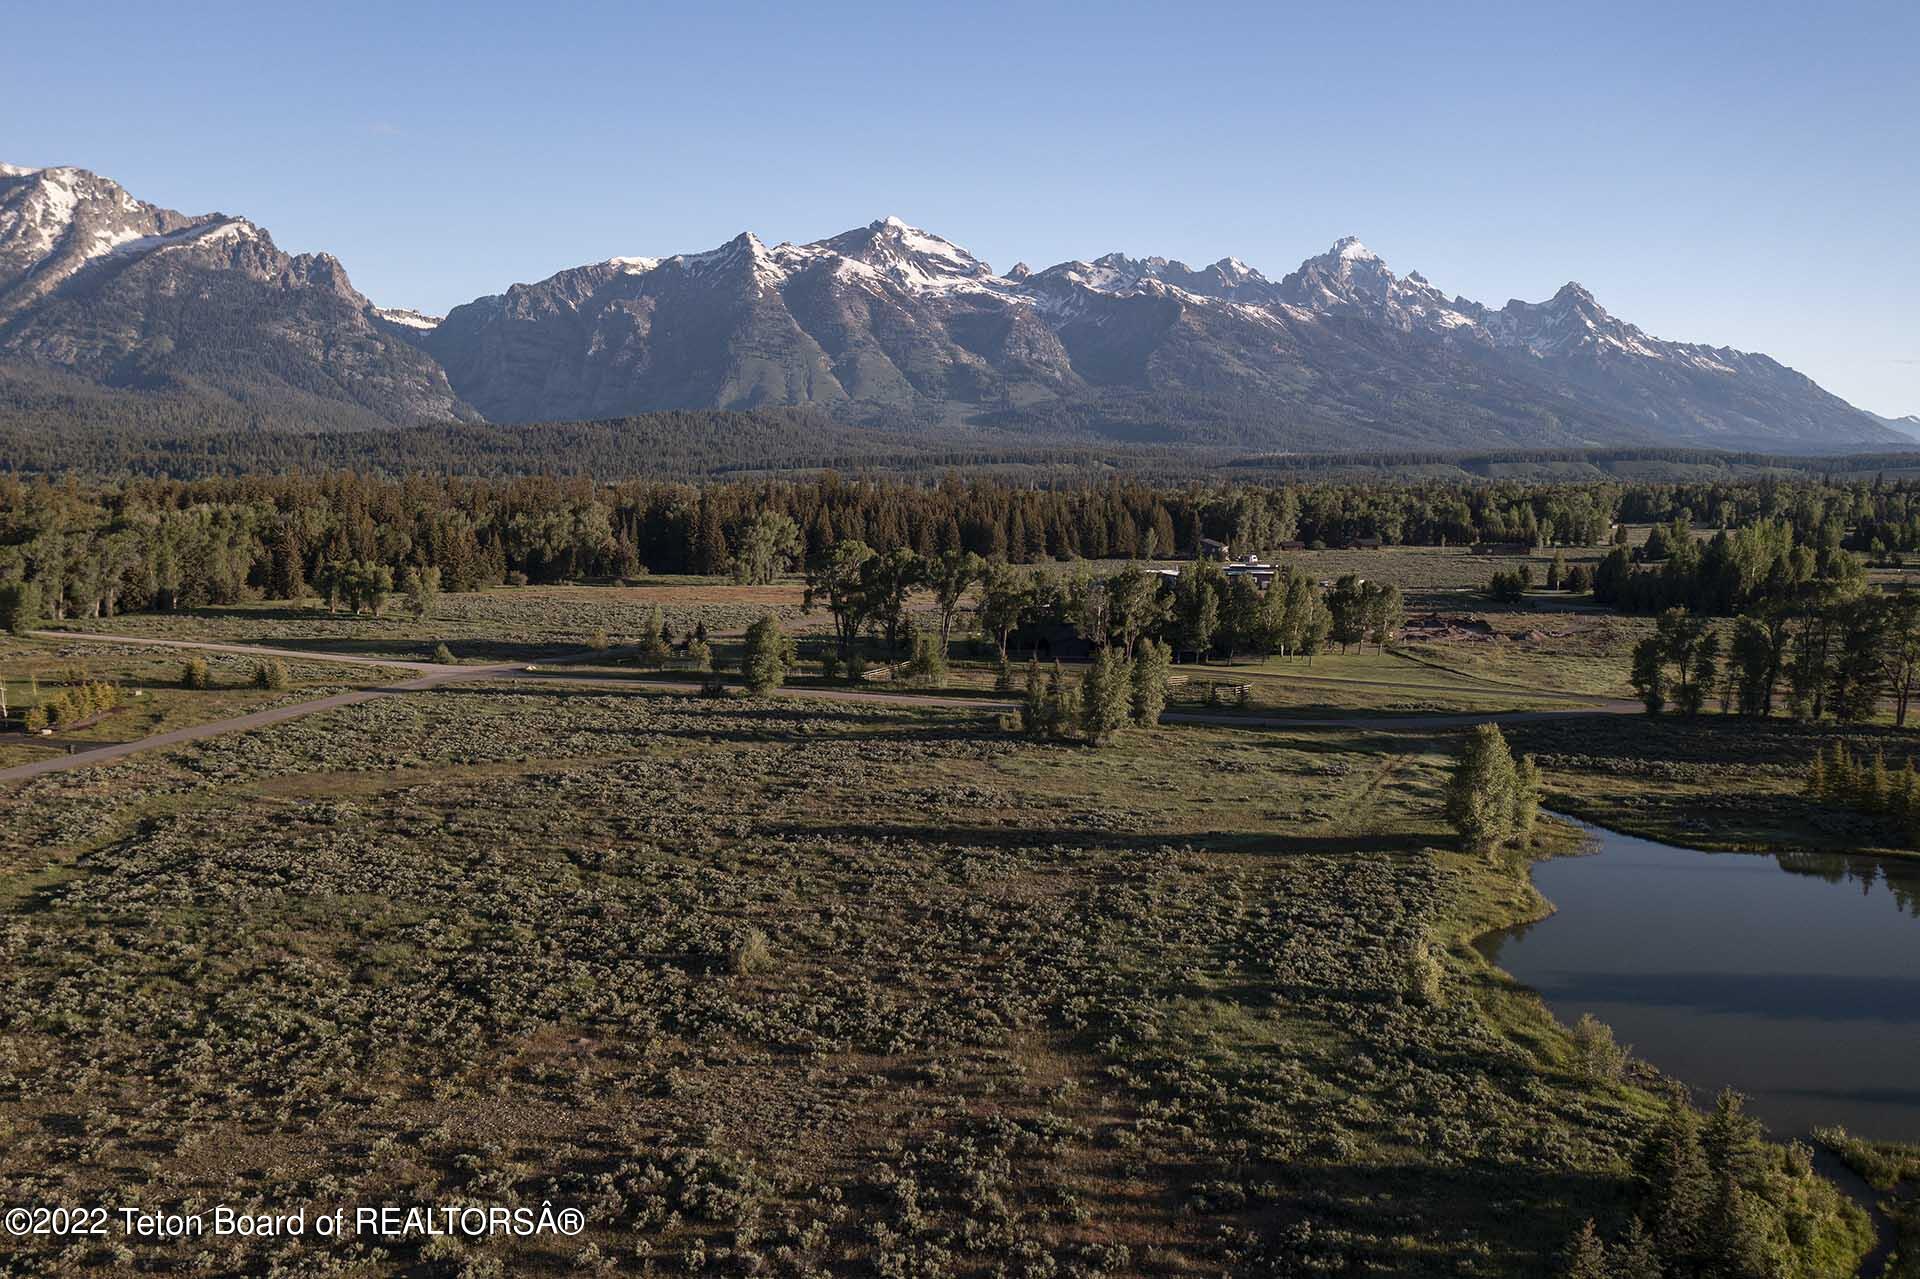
left=374, top=306, right=440, bottom=331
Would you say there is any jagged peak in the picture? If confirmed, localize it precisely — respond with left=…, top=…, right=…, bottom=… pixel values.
left=816, top=217, right=992, bottom=283
left=1330, top=235, right=1379, bottom=263
left=0, top=162, right=44, bottom=178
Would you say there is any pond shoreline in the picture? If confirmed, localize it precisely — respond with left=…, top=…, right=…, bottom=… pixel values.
left=1489, top=811, right=1913, bottom=1276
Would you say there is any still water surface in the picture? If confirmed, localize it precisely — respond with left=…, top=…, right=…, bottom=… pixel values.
left=1478, top=816, right=1920, bottom=1142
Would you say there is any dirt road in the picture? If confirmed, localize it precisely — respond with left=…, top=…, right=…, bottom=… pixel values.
left=1, top=632, right=1640, bottom=785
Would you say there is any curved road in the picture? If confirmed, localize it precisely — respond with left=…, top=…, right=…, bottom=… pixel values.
left=1, top=631, right=1639, bottom=785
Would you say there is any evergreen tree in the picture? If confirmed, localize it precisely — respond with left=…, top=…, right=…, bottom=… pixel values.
left=1609, top=1218, right=1660, bottom=1279
left=1130, top=638, right=1172, bottom=727
left=693, top=499, right=731, bottom=576
left=1634, top=1086, right=1710, bottom=1267
left=1867, top=749, right=1891, bottom=814
left=1557, top=1220, right=1610, bottom=1279
left=1080, top=647, right=1132, bottom=746
left=1020, top=656, right=1046, bottom=737
left=1051, top=661, right=1082, bottom=735
left=1825, top=741, right=1855, bottom=803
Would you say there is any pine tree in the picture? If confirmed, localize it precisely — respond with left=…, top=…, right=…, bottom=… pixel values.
left=1894, top=758, right=1918, bottom=828
left=1610, top=1218, right=1660, bottom=1279
left=1052, top=661, right=1081, bottom=735
left=1825, top=742, right=1854, bottom=803
left=1130, top=638, right=1172, bottom=727
left=1558, top=1220, right=1610, bottom=1279
left=1700, top=1090, right=1766, bottom=1186
left=1080, top=647, right=1132, bottom=746
left=1020, top=657, right=1046, bottom=737
left=1867, top=749, right=1891, bottom=814
left=693, top=500, right=730, bottom=576
left=1805, top=751, right=1827, bottom=800
left=1634, top=1086, right=1710, bottom=1267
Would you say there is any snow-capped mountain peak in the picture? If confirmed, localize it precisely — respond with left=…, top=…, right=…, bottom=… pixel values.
left=1332, top=235, right=1378, bottom=263
left=0, top=164, right=217, bottom=314
left=0, top=161, right=470, bottom=424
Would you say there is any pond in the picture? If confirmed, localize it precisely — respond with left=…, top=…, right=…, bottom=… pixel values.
left=1478, top=815, right=1920, bottom=1143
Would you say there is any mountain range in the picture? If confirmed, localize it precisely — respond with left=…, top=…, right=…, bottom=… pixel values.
left=0, top=162, right=1904, bottom=451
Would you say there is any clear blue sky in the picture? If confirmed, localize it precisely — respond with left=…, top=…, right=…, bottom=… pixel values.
left=5, top=0, right=1915, bottom=416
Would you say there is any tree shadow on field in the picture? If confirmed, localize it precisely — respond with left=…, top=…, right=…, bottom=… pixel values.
left=426, top=684, right=999, bottom=732
left=1218, top=1159, right=1625, bottom=1271
left=752, top=819, right=1434, bottom=859
left=263, top=636, right=577, bottom=664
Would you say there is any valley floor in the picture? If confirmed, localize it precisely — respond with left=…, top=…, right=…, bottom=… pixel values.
left=0, top=577, right=1897, bottom=1277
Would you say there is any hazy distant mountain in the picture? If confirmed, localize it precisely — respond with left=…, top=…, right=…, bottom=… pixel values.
left=1871, top=412, right=1920, bottom=442
left=0, top=164, right=471, bottom=428
left=0, top=163, right=1900, bottom=451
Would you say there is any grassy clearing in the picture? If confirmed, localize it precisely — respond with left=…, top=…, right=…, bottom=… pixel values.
left=0, top=635, right=406, bottom=764
left=1816, top=1130, right=1920, bottom=1277
left=44, top=582, right=813, bottom=663
left=1507, top=713, right=1920, bottom=861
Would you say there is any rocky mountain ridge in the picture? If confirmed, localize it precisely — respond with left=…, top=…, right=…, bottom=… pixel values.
left=0, top=163, right=1901, bottom=451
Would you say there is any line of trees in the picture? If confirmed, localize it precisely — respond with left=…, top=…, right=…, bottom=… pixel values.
left=1804, top=743, right=1920, bottom=848
left=1564, top=1088, right=1856, bottom=1279
left=1630, top=587, right=1920, bottom=724
left=0, top=470, right=1667, bottom=624
left=1015, top=640, right=1173, bottom=747
left=8, top=468, right=1920, bottom=637
left=796, top=541, right=1402, bottom=673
